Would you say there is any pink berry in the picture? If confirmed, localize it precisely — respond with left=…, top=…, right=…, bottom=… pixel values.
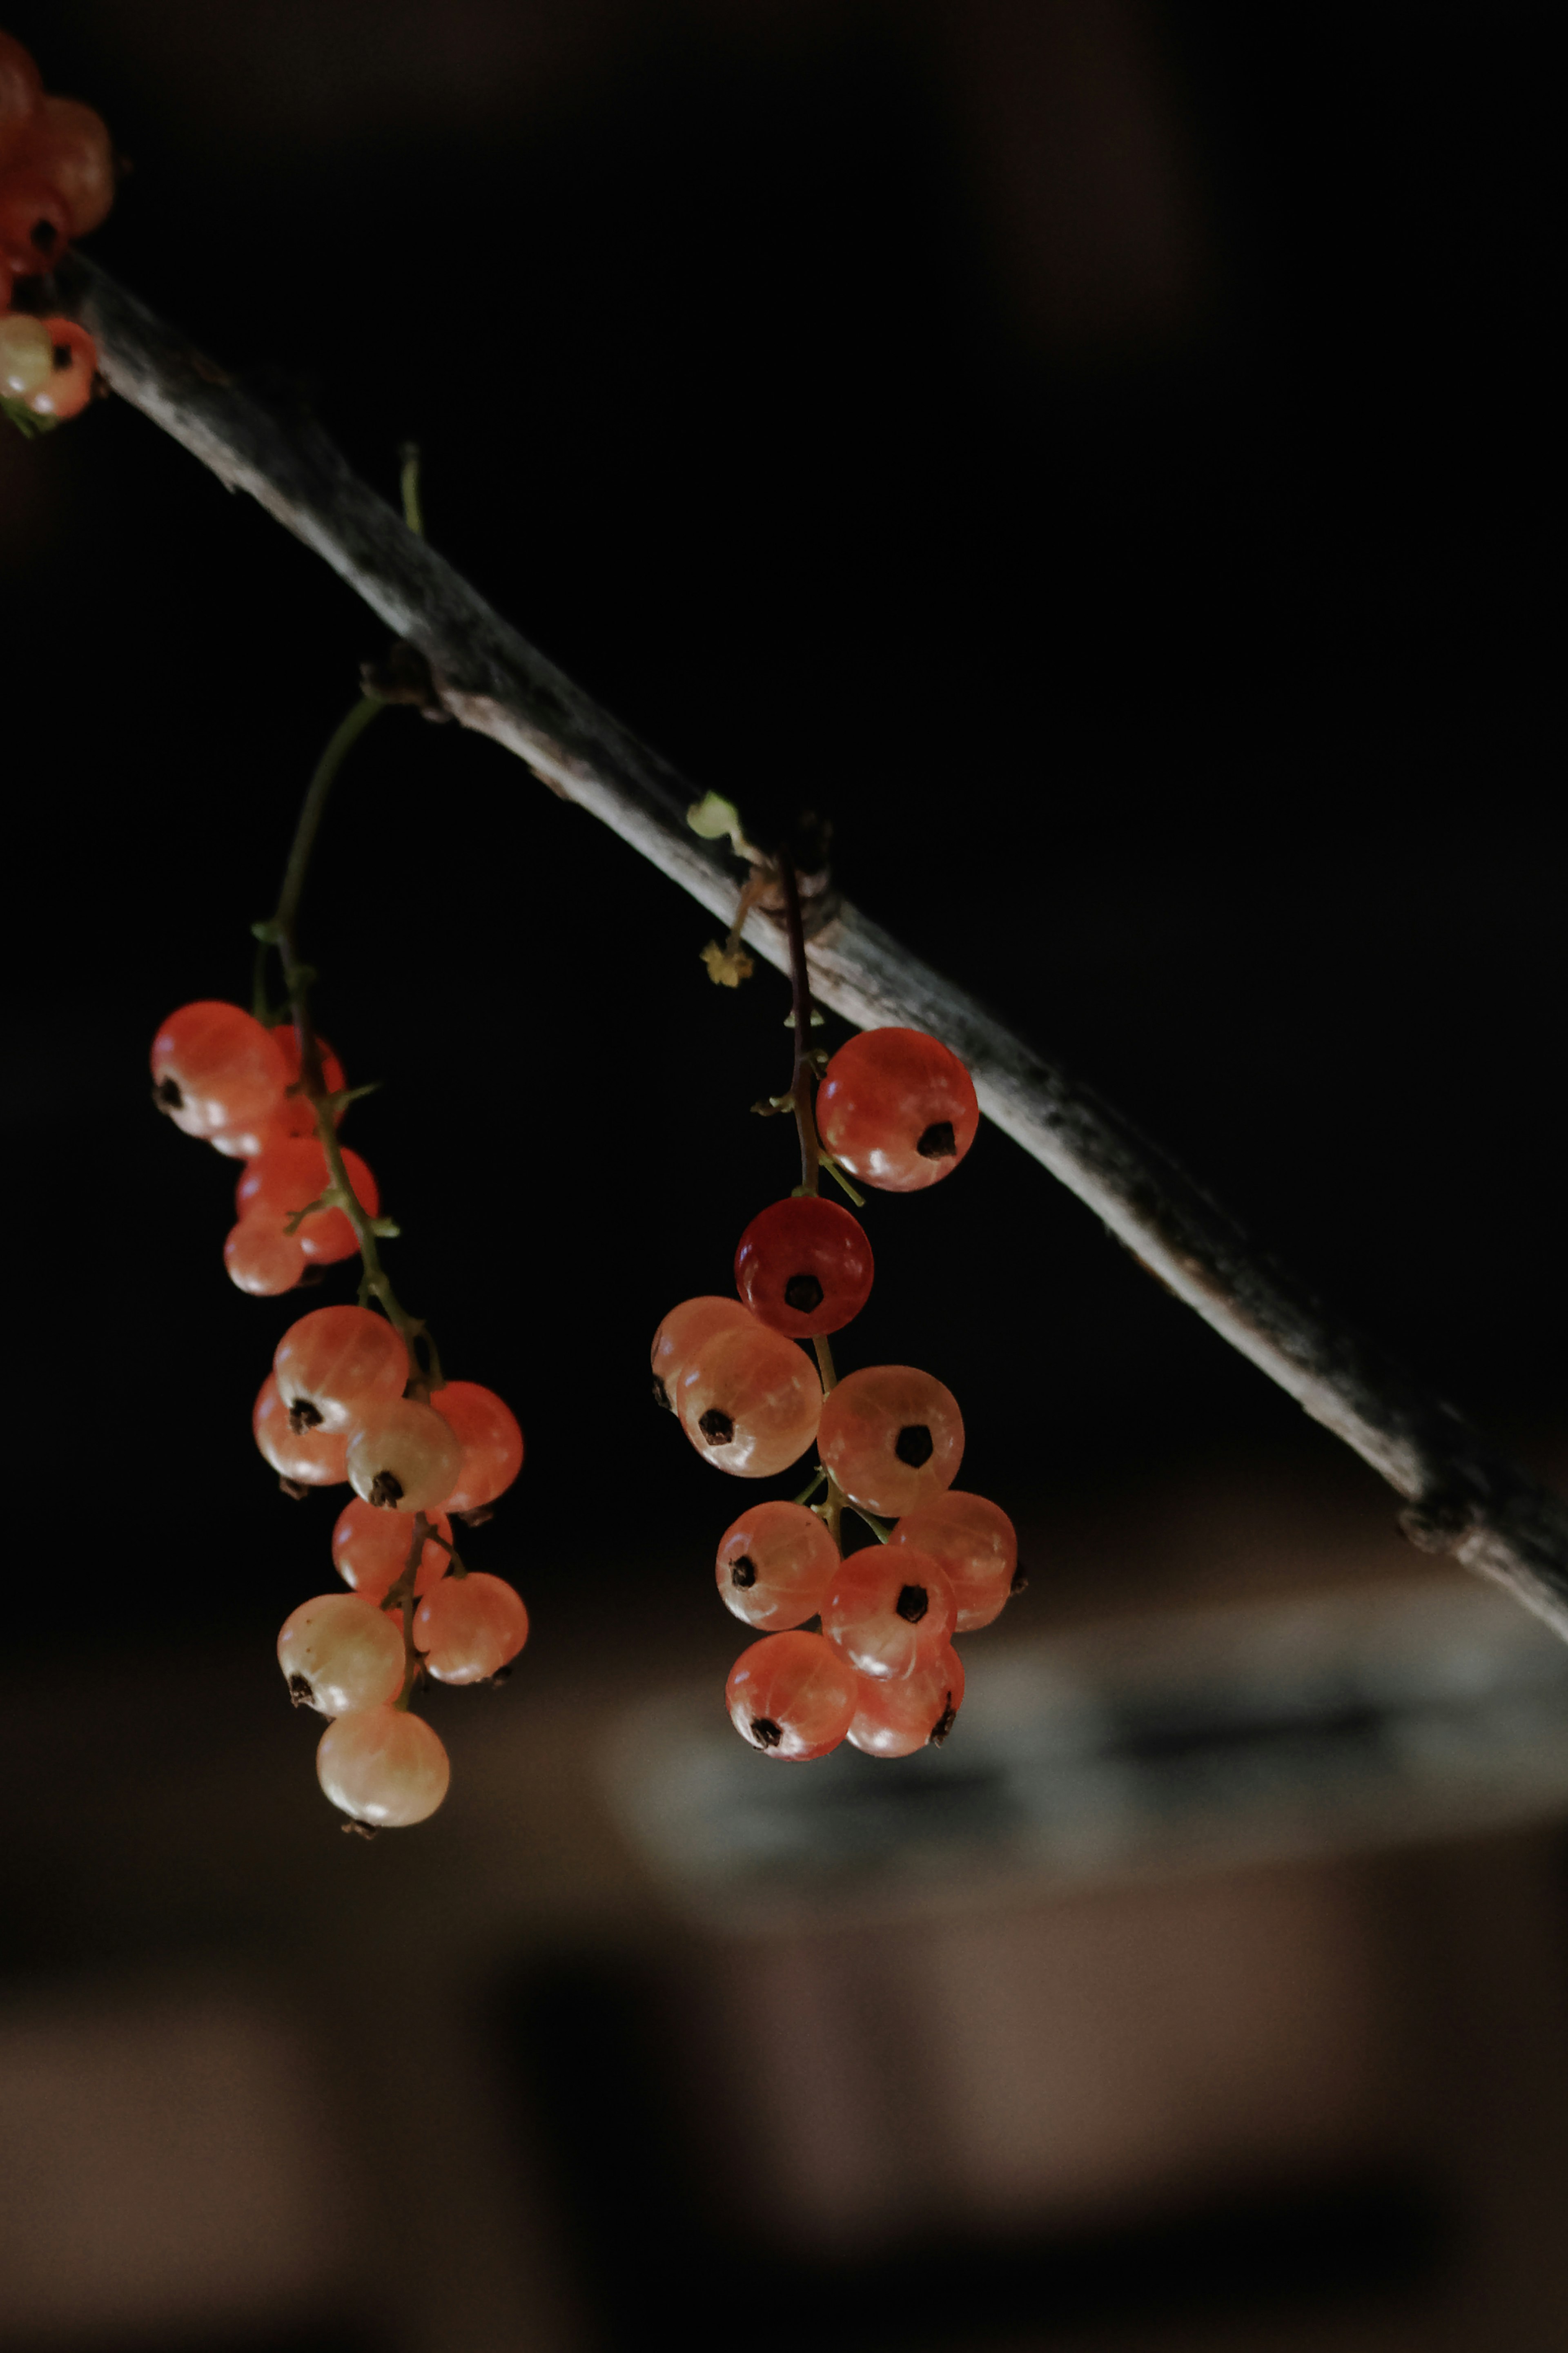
left=332, top=1499, right=451, bottom=1604
left=151, top=1001, right=289, bottom=1142
left=823, top=1543, right=956, bottom=1679
left=432, top=1381, right=524, bottom=1512
left=223, top=1218, right=308, bottom=1298
left=676, top=1322, right=823, bottom=1479
left=816, top=1027, right=980, bottom=1191
left=889, top=1491, right=1018, bottom=1632
left=277, top=1593, right=404, bottom=1717
left=234, top=1136, right=379, bottom=1264
left=273, top=1305, right=409, bottom=1434
left=346, top=1398, right=464, bottom=1513
left=253, top=1373, right=349, bottom=1487
left=847, top=1643, right=965, bottom=1757
left=715, top=1499, right=840, bottom=1631
left=725, top=1630, right=858, bottom=1760
left=650, top=1295, right=754, bottom=1411
left=414, top=1573, right=528, bottom=1684
left=317, top=1707, right=449, bottom=1827
left=816, top=1363, right=964, bottom=1517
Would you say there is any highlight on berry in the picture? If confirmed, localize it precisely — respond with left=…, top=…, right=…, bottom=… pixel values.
left=1, top=33, right=112, bottom=431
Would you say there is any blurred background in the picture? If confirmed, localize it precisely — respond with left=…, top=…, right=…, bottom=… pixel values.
left=0, top=2, right=1561, bottom=2347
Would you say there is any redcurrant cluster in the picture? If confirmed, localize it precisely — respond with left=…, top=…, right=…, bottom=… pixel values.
left=152, top=999, right=528, bottom=1832
left=0, top=34, right=109, bottom=426
left=653, top=1017, right=1021, bottom=1762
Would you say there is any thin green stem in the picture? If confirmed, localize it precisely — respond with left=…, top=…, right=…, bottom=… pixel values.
left=272, top=695, right=384, bottom=976
left=778, top=852, right=821, bottom=1197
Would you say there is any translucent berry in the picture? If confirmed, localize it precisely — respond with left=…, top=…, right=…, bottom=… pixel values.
left=432, top=1381, right=524, bottom=1512
left=725, top=1630, right=859, bottom=1760
left=0, top=34, right=42, bottom=161
left=715, top=1499, right=840, bottom=1631
left=234, top=1136, right=379, bottom=1263
left=332, top=1498, right=451, bottom=1604
left=890, top=1491, right=1018, bottom=1633
left=274, top=1305, right=408, bottom=1435
left=24, top=317, right=96, bottom=420
left=151, top=1001, right=290, bottom=1142
left=224, top=1218, right=308, bottom=1298
left=253, top=1372, right=349, bottom=1487
left=847, top=1643, right=965, bottom=1757
left=13, top=95, right=116, bottom=235
left=734, top=1196, right=874, bottom=1338
left=317, top=1707, right=450, bottom=1827
left=0, top=310, right=51, bottom=399
left=650, top=1295, right=753, bottom=1412
left=676, top=1323, right=822, bottom=1479
left=823, top=1543, right=956, bottom=1679
left=817, top=1363, right=964, bottom=1517
left=277, top=1592, right=404, bottom=1717
left=0, top=174, right=69, bottom=275
left=414, top=1572, right=529, bottom=1684
left=347, top=1398, right=464, bottom=1513
left=816, top=1027, right=980, bottom=1191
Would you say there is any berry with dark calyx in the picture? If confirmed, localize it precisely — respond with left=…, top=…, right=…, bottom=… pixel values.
left=277, top=1593, right=405, bottom=1717
left=822, top=1544, right=956, bottom=1679
left=332, top=1499, right=451, bottom=1604
left=848, top=1642, right=966, bottom=1757
left=890, top=1491, right=1018, bottom=1633
left=817, top=1364, right=964, bottom=1517
left=317, top=1707, right=450, bottom=1827
left=715, top=1499, right=840, bottom=1631
left=650, top=1295, right=753, bottom=1411
left=12, top=95, right=116, bottom=235
left=0, top=34, right=42, bottom=161
left=254, top=1373, right=349, bottom=1487
left=725, top=1630, right=859, bottom=1760
left=224, top=1218, right=309, bottom=1298
left=235, top=1135, right=379, bottom=1263
left=151, top=1001, right=290, bottom=1142
left=816, top=1027, right=980, bottom=1192
left=24, top=317, right=96, bottom=421
left=414, top=1572, right=528, bottom=1684
left=0, top=174, right=68, bottom=275
left=347, top=1398, right=464, bottom=1513
left=274, top=1305, right=408, bottom=1434
left=734, top=1195, right=874, bottom=1339
left=0, top=310, right=52, bottom=398
left=676, top=1322, right=822, bottom=1479
left=431, top=1381, right=524, bottom=1512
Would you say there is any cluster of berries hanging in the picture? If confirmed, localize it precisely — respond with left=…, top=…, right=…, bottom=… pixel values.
left=653, top=980, right=1021, bottom=1762
left=152, top=1000, right=528, bottom=1833
left=0, top=33, right=108, bottom=425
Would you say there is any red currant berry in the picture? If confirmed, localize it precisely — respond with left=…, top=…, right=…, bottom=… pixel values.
left=317, top=1707, right=449, bottom=1827
left=817, top=1364, right=963, bottom=1517
left=234, top=1137, right=379, bottom=1263
left=432, top=1381, right=524, bottom=1512
left=816, top=1027, right=980, bottom=1192
left=253, top=1373, right=350, bottom=1487
left=725, top=1630, right=858, bottom=1760
left=847, top=1642, right=965, bottom=1757
left=890, top=1491, right=1018, bottom=1632
left=270, top=1024, right=347, bottom=1135
left=677, top=1323, right=822, bottom=1479
left=650, top=1295, right=753, bottom=1412
left=822, top=1543, right=956, bottom=1679
left=223, top=1218, right=308, bottom=1298
left=0, top=310, right=50, bottom=396
left=24, top=316, right=95, bottom=420
left=151, top=1001, right=290, bottom=1142
left=12, top=96, right=115, bottom=235
left=332, top=1499, right=451, bottom=1604
left=277, top=1593, right=404, bottom=1717
left=734, top=1195, right=874, bottom=1338
left=346, top=1398, right=464, bottom=1513
left=715, top=1499, right=840, bottom=1631
left=274, top=1305, right=409, bottom=1435
left=0, top=35, right=42, bottom=162
left=0, top=173, right=67, bottom=274
left=414, top=1573, right=529, bottom=1684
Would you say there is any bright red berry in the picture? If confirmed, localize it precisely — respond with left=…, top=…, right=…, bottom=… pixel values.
left=890, top=1491, right=1018, bottom=1632
left=650, top=1295, right=753, bottom=1411
left=734, top=1195, right=873, bottom=1338
left=414, top=1572, right=528, bottom=1684
left=676, top=1322, right=822, bottom=1479
left=816, top=1027, right=980, bottom=1192
left=332, top=1498, right=451, bottom=1604
left=847, top=1642, right=964, bottom=1757
left=0, top=35, right=42, bottom=163
left=223, top=1218, right=308, bottom=1297
left=822, top=1543, right=956, bottom=1679
left=12, top=95, right=115, bottom=235
left=817, top=1364, right=964, bottom=1517
left=253, top=1372, right=349, bottom=1487
left=274, top=1305, right=409, bottom=1435
left=234, top=1136, right=379, bottom=1263
left=0, top=173, right=69, bottom=275
left=151, top=1001, right=290, bottom=1142
left=432, top=1381, right=524, bottom=1512
left=725, top=1630, right=859, bottom=1760
left=317, top=1708, right=449, bottom=1827
left=715, top=1499, right=840, bottom=1631
left=346, top=1398, right=464, bottom=1513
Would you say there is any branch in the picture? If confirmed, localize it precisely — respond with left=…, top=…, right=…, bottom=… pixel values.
left=66, top=255, right=1568, bottom=1641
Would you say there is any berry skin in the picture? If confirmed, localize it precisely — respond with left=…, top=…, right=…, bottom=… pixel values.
left=234, top=1136, right=379, bottom=1263
left=725, top=1630, right=859, bottom=1760
left=734, top=1196, right=874, bottom=1339
left=823, top=1543, right=956, bottom=1679
left=274, top=1305, right=409, bottom=1435
left=676, top=1322, right=822, bottom=1479
left=816, top=1027, right=980, bottom=1192
left=332, top=1499, right=451, bottom=1604
left=414, top=1573, right=529, bottom=1684
left=650, top=1295, right=753, bottom=1412
left=432, top=1381, right=524, bottom=1512
left=346, top=1398, right=464, bottom=1513
left=277, top=1593, right=405, bottom=1717
left=715, top=1499, right=840, bottom=1631
left=817, top=1363, right=964, bottom=1517
left=317, top=1707, right=450, bottom=1827
left=890, top=1491, right=1018, bottom=1632
left=0, top=35, right=42, bottom=162
left=254, top=1372, right=350, bottom=1487
left=223, top=1219, right=308, bottom=1298
left=12, top=96, right=115, bottom=236
left=0, top=173, right=69, bottom=276
left=848, top=1643, right=965, bottom=1757
left=151, top=1001, right=290, bottom=1142
left=24, top=318, right=96, bottom=420
left=210, top=1030, right=346, bottom=1158
left=0, top=310, right=53, bottom=398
